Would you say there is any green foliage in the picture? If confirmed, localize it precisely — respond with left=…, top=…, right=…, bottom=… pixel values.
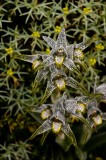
left=0, top=0, right=106, bottom=160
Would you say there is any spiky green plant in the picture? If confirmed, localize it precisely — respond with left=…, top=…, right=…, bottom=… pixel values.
left=12, top=28, right=106, bottom=159
left=0, top=0, right=106, bottom=160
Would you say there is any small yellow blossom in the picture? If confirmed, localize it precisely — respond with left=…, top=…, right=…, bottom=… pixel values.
left=55, top=26, right=62, bottom=33
left=16, top=113, right=23, bottom=121
left=63, top=7, right=69, bottom=15
left=7, top=68, right=14, bottom=76
left=46, top=48, right=51, bottom=54
left=31, top=31, right=40, bottom=37
left=5, top=47, right=13, bottom=55
left=8, top=118, right=17, bottom=133
left=83, top=7, right=92, bottom=14
left=19, top=121, right=24, bottom=129
left=95, top=157, right=103, bottom=160
left=9, top=122, right=17, bottom=133
left=95, top=43, right=104, bottom=50
left=89, top=58, right=96, bottom=66
left=28, top=125, right=36, bottom=133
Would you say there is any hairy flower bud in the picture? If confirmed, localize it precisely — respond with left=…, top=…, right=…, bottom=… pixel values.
left=92, top=115, right=102, bottom=126
left=41, top=109, right=52, bottom=120
left=55, top=78, right=66, bottom=90
left=77, top=103, right=86, bottom=113
left=52, top=121, right=62, bottom=134
left=74, top=49, right=84, bottom=60
left=56, top=131, right=65, bottom=140
left=32, top=60, right=41, bottom=70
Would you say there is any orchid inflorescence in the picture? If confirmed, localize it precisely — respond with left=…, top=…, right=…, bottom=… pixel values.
left=13, top=28, right=106, bottom=147
left=27, top=91, right=106, bottom=146
left=13, top=28, right=97, bottom=104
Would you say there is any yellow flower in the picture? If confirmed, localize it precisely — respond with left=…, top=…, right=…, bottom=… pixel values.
left=8, top=118, right=17, bottom=133
left=55, top=26, right=62, bottom=33
left=7, top=68, right=14, bottom=76
left=95, top=43, right=104, bottom=50
left=19, top=121, right=24, bottom=129
left=16, top=113, right=22, bottom=121
left=95, top=157, right=103, bottom=160
left=46, top=48, right=51, bottom=54
left=5, top=47, right=13, bottom=55
left=31, top=31, right=40, bottom=37
left=28, top=125, right=36, bottom=133
left=89, top=58, right=96, bottom=66
left=83, top=7, right=92, bottom=14
left=63, top=7, right=69, bottom=15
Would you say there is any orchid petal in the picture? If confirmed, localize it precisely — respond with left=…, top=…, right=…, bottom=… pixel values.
left=33, top=68, right=49, bottom=93
left=57, top=28, right=67, bottom=48
left=43, top=36, right=56, bottom=49
left=14, top=54, right=41, bottom=63
left=28, top=120, right=51, bottom=140
left=40, top=80, right=56, bottom=105
left=61, top=124, right=77, bottom=146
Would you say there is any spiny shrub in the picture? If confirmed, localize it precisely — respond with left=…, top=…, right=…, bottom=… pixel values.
left=0, top=0, right=106, bottom=160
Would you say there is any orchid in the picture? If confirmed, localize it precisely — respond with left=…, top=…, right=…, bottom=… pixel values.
left=95, top=83, right=106, bottom=102
left=13, top=28, right=97, bottom=104
left=87, top=100, right=106, bottom=127
left=27, top=94, right=92, bottom=146
left=27, top=95, right=77, bottom=146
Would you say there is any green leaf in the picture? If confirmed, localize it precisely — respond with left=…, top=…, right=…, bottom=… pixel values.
left=75, top=147, right=87, bottom=160
left=55, top=132, right=73, bottom=151
left=84, top=132, right=106, bottom=152
left=41, top=131, right=50, bottom=146
left=78, top=124, right=92, bottom=147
